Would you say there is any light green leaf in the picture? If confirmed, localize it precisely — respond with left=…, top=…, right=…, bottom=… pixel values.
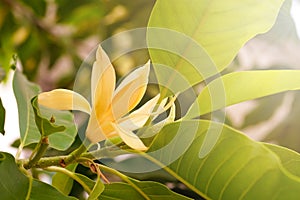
left=185, top=70, right=300, bottom=119
left=147, top=120, right=300, bottom=199
left=147, top=0, right=284, bottom=94
left=0, top=152, right=76, bottom=200
left=52, top=164, right=78, bottom=195
left=264, top=143, right=300, bottom=177
left=31, top=96, right=65, bottom=136
left=99, top=179, right=191, bottom=200
left=13, top=70, right=41, bottom=146
left=0, top=98, right=5, bottom=135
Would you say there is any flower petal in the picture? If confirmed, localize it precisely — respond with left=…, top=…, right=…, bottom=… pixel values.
left=118, top=94, right=160, bottom=131
left=112, top=123, right=148, bottom=151
left=92, top=46, right=116, bottom=120
left=111, top=61, right=150, bottom=119
left=86, top=110, right=107, bottom=143
left=38, top=89, right=91, bottom=113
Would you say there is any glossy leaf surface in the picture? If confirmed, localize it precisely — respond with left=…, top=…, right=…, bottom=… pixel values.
left=148, top=0, right=284, bottom=93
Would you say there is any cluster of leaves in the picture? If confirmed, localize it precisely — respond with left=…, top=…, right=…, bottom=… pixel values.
left=1, top=0, right=300, bottom=200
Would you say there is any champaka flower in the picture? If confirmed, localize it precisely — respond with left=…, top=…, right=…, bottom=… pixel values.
left=38, top=45, right=174, bottom=151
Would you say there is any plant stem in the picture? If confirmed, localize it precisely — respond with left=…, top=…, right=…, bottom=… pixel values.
left=45, top=166, right=92, bottom=194
left=22, top=138, right=89, bottom=169
left=27, top=136, right=49, bottom=169
left=97, top=164, right=150, bottom=200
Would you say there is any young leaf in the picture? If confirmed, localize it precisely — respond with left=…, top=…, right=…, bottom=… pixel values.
left=0, top=98, right=5, bottom=135
left=185, top=70, right=300, bottom=119
left=31, top=96, right=65, bottom=136
left=0, top=152, right=76, bottom=200
left=147, top=0, right=284, bottom=94
left=13, top=70, right=41, bottom=146
left=147, top=120, right=300, bottom=200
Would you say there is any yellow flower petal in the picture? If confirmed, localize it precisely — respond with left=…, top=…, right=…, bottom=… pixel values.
left=92, top=46, right=116, bottom=120
left=111, top=61, right=150, bottom=119
left=38, top=89, right=91, bottom=113
left=118, top=94, right=160, bottom=131
left=112, top=123, right=148, bottom=151
left=86, top=110, right=107, bottom=143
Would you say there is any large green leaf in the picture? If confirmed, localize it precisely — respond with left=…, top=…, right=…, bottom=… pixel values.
left=13, top=70, right=41, bottom=146
left=146, top=120, right=300, bottom=199
left=0, top=152, right=76, bottom=200
left=185, top=70, right=300, bottom=119
left=0, top=98, right=5, bottom=135
left=99, top=179, right=191, bottom=200
left=147, top=0, right=284, bottom=93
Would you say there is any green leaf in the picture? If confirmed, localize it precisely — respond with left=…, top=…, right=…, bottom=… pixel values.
left=0, top=152, right=76, bottom=200
left=31, top=96, right=65, bottom=136
left=0, top=152, right=30, bottom=199
left=13, top=70, right=41, bottom=146
left=0, top=98, right=5, bottom=135
left=52, top=164, right=78, bottom=195
left=30, top=180, right=77, bottom=200
left=13, top=70, right=77, bottom=150
left=185, top=70, right=300, bottom=119
left=147, top=0, right=284, bottom=93
left=264, top=143, right=300, bottom=177
left=147, top=120, right=300, bottom=199
left=88, top=176, right=104, bottom=200
left=99, top=179, right=191, bottom=200
left=44, top=106, right=77, bottom=150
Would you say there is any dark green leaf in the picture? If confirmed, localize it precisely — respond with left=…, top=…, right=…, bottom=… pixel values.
left=0, top=98, right=5, bottom=135
left=31, top=96, right=65, bottom=136
left=0, top=152, right=30, bottom=199
left=0, top=152, right=76, bottom=200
